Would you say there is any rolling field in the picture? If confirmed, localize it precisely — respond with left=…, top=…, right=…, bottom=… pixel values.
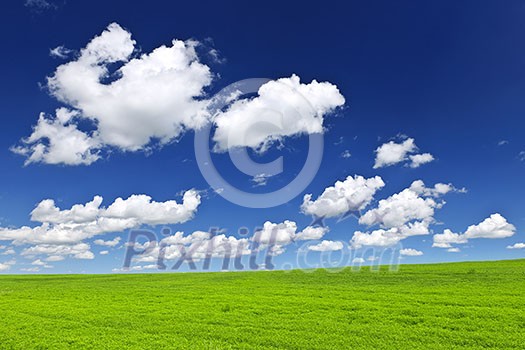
left=0, top=260, right=524, bottom=349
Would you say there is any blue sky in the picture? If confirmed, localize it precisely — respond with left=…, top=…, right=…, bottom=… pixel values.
left=0, top=0, right=524, bottom=273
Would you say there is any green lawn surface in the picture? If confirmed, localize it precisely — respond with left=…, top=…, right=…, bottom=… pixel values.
left=0, top=259, right=524, bottom=349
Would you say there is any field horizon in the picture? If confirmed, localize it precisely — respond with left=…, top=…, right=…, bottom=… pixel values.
left=1, top=259, right=524, bottom=349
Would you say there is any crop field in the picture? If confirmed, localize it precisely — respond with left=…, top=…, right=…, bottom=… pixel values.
left=0, top=259, right=524, bottom=349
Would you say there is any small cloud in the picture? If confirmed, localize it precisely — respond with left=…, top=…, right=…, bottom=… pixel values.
left=498, top=140, right=509, bottom=146
left=50, top=46, right=72, bottom=59
left=340, top=150, right=352, bottom=158
left=24, top=0, right=59, bottom=12
left=352, top=257, right=365, bottom=264
left=507, top=243, right=525, bottom=249
left=400, top=248, right=423, bottom=256
left=447, top=247, right=460, bottom=253
left=251, top=173, right=272, bottom=187
left=519, top=151, right=525, bottom=162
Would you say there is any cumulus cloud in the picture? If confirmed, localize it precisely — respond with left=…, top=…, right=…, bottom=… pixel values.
left=301, top=175, right=385, bottom=219
left=295, top=226, right=329, bottom=241
left=408, top=153, right=434, bottom=168
left=409, top=180, right=465, bottom=198
left=132, top=230, right=252, bottom=264
left=0, top=189, right=200, bottom=264
left=433, top=214, right=515, bottom=249
left=14, top=24, right=346, bottom=166
left=359, top=187, right=439, bottom=229
left=432, top=229, right=467, bottom=248
left=373, top=137, right=434, bottom=168
left=14, top=23, right=213, bottom=165
left=507, top=243, right=525, bottom=249
left=11, top=108, right=101, bottom=165
left=399, top=248, right=423, bottom=256
left=93, top=237, right=121, bottom=247
left=352, top=257, right=365, bottom=264
left=350, top=180, right=458, bottom=248
left=21, top=243, right=94, bottom=260
left=212, top=75, right=345, bottom=152
left=350, top=228, right=404, bottom=249
left=308, top=240, right=343, bottom=252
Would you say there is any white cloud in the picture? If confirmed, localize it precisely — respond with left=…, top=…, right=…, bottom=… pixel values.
left=21, top=267, right=40, bottom=272
left=295, top=226, right=329, bottom=241
left=251, top=174, right=272, bottom=187
left=14, top=24, right=346, bottom=165
left=212, top=75, right=345, bottom=152
left=93, top=237, right=121, bottom=247
left=0, top=262, right=11, bottom=271
left=350, top=228, right=404, bottom=249
left=133, top=230, right=252, bottom=263
left=352, top=257, right=365, bottom=264
left=21, top=243, right=95, bottom=260
left=409, top=153, right=434, bottom=168
left=432, top=229, right=467, bottom=248
left=341, top=150, right=352, bottom=158
left=49, top=46, right=72, bottom=59
left=0, top=189, right=200, bottom=245
left=359, top=187, right=439, bottom=229
left=409, top=180, right=464, bottom=198
left=252, top=221, right=298, bottom=245
left=99, top=250, right=110, bottom=255
left=447, top=248, right=460, bottom=253
left=463, top=213, right=515, bottom=239
left=301, top=175, right=385, bottom=219
left=507, top=243, right=525, bottom=249
left=308, top=240, right=343, bottom=252
left=11, top=108, right=101, bottom=165
left=14, top=23, right=213, bottom=165
left=373, top=137, right=434, bottom=168
left=433, top=214, right=515, bottom=249
left=399, top=248, right=423, bottom=256
left=1, top=248, right=15, bottom=255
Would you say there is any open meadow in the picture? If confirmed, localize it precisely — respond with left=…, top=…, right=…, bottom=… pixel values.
left=0, top=259, right=524, bottom=349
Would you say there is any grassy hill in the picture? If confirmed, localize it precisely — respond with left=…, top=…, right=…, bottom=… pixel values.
left=0, top=259, right=524, bottom=349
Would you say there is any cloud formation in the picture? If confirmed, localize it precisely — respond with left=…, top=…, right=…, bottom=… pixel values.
left=373, top=137, right=434, bottom=168
left=301, top=175, right=385, bottom=219
left=432, top=214, right=515, bottom=249
left=13, top=23, right=345, bottom=166
left=212, top=75, right=345, bottom=152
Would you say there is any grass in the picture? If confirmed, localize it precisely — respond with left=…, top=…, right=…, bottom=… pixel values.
left=0, top=259, right=524, bottom=349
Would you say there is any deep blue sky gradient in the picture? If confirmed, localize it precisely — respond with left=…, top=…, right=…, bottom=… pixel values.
left=0, top=0, right=524, bottom=272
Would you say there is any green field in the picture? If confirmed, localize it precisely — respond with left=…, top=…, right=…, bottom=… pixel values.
left=0, top=260, right=524, bottom=349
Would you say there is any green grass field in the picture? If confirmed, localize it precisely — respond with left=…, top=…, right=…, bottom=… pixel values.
left=0, top=259, right=524, bottom=349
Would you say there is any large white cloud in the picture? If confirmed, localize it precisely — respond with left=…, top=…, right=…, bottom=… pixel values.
left=359, top=187, right=439, bottom=229
left=350, top=180, right=458, bottom=248
left=212, top=75, right=345, bottom=152
left=432, top=214, right=515, bottom=249
left=0, top=190, right=200, bottom=245
left=14, top=23, right=212, bottom=165
left=301, top=175, right=385, bottom=219
left=13, top=24, right=346, bottom=165
left=373, top=137, right=434, bottom=169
